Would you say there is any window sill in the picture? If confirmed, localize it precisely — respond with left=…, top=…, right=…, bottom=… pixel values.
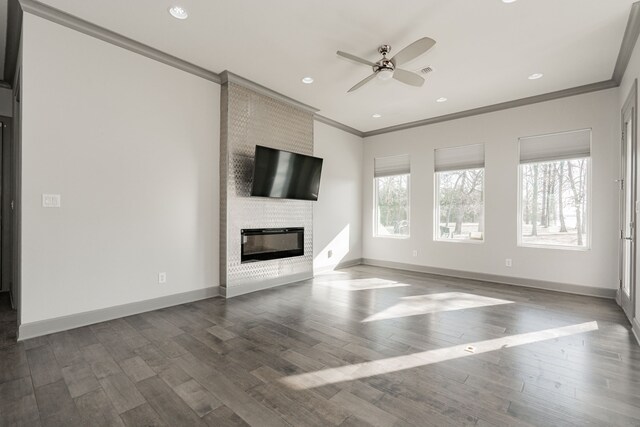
left=374, top=235, right=410, bottom=240
left=434, top=239, right=484, bottom=245
left=518, top=243, right=590, bottom=251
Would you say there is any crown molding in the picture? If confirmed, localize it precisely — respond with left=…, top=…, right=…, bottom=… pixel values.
left=220, top=71, right=318, bottom=114
left=613, top=1, right=640, bottom=84
left=19, top=0, right=221, bottom=84
left=17, top=0, right=639, bottom=140
left=362, top=79, right=618, bottom=138
left=314, top=114, right=363, bottom=137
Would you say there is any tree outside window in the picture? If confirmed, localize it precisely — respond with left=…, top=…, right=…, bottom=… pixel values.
left=520, top=158, right=589, bottom=248
left=375, top=174, right=410, bottom=237
left=436, top=168, right=484, bottom=241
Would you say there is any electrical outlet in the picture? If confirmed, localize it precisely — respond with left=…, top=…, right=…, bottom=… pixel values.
left=505, top=258, right=512, bottom=267
left=158, top=272, right=167, bottom=284
left=412, top=250, right=418, bottom=257
left=328, top=250, right=333, bottom=258
left=42, top=194, right=61, bottom=208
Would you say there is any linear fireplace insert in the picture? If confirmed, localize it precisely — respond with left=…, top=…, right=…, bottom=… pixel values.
left=241, top=227, right=304, bottom=263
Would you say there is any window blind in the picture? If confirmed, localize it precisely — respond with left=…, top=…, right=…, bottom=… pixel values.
left=434, top=144, right=485, bottom=172
left=374, top=154, right=410, bottom=178
left=519, top=129, right=591, bottom=164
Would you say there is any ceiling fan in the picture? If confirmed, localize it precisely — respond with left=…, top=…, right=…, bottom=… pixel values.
left=337, top=37, right=436, bottom=93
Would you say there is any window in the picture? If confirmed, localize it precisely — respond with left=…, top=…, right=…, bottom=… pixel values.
left=374, top=154, right=410, bottom=237
left=518, top=129, right=591, bottom=249
left=435, top=144, right=485, bottom=242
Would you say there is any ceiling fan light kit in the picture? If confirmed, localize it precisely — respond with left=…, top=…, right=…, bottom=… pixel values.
left=337, top=37, right=436, bottom=92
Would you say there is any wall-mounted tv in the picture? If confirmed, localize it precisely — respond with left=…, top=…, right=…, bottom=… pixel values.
left=251, top=145, right=323, bottom=201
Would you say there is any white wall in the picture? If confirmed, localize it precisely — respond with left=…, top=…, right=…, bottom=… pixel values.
left=363, top=89, right=619, bottom=291
left=313, top=122, right=363, bottom=272
left=21, top=14, right=220, bottom=324
left=620, top=34, right=640, bottom=320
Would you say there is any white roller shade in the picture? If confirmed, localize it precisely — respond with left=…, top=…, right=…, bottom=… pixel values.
left=434, top=144, right=485, bottom=172
left=374, top=154, right=410, bottom=178
left=519, top=129, right=591, bottom=164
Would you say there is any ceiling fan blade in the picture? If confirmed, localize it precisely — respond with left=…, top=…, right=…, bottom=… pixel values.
left=393, top=69, right=425, bottom=87
left=390, top=37, right=436, bottom=66
left=348, top=73, right=377, bottom=92
left=337, top=51, right=375, bottom=67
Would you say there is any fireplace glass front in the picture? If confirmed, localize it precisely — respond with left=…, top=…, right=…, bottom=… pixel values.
left=241, top=228, right=304, bottom=263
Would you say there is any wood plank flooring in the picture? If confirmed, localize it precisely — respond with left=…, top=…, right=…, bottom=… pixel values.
left=1, top=265, right=640, bottom=426
left=0, top=292, right=17, bottom=350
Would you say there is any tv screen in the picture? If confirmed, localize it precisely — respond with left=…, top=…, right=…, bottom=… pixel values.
left=251, top=145, right=323, bottom=201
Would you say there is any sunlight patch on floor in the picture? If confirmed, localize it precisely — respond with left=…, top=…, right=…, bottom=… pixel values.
left=314, top=278, right=411, bottom=291
left=362, top=292, right=513, bottom=322
left=279, top=321, right=599, bottom=390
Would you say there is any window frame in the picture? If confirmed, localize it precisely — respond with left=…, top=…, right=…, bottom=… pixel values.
left=433, top=167, right=486, bottom=244
left=373, top=173, right=411, bottom=239
left=516, top=155, right=592, bottom=251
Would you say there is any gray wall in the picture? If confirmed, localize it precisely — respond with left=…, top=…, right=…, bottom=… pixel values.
left=220, top=82, right=314, bottom=296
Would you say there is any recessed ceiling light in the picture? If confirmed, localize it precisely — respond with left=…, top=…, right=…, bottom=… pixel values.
left=436, top=97, right=448, bottom=103
left=502, top=0, right=517, bottom=3
left=301, top=77, right=314, bottom=84
left=528, top=73, right=544, bottom=80
left=169, top=6, right=188, bottom=20
left=372, top=113, right=382, bottom=118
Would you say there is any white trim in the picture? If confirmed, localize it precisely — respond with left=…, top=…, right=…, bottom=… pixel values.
left=434, top=239, right=485, bottom=245
left=361, top=258, right=617, bottom=299
left=222, top=273, right=312, bottom=298
left=517, top=242, right=590, bottom=251
left=18, top=286, right=220, bottom=340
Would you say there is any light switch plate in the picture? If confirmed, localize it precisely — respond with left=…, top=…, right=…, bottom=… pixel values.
left=42, top=194, right=61, bottom=208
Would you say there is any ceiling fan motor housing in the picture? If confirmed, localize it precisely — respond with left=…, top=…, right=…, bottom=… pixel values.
left=374, top=58, right=395, bottom=74
left=374, top=45, right=395, bottom=77
left=378, top=44, right=392, bottom=56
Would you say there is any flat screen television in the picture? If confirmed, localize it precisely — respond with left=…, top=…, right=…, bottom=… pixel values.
left=251, top=145, right=323, bottom=201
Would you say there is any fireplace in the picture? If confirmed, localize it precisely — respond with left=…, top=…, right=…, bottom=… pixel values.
left=241, top=228, right=304, bottom=263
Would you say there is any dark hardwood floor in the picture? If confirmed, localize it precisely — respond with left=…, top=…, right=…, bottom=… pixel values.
left=1, top=265, right=639, bottom=426
left=0, top=292, right=17, bottom=350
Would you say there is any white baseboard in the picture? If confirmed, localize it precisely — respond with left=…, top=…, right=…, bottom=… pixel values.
left=360, top=258, right=617, bottom=299
left=18, top=286, right=220, bottom=341
left=222, top=272, right=312, bottom=298
left=632, top=318, right=640, bottom=346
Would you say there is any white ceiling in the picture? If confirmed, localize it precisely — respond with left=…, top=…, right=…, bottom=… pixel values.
left=38, top=0, right=635, bottom=132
